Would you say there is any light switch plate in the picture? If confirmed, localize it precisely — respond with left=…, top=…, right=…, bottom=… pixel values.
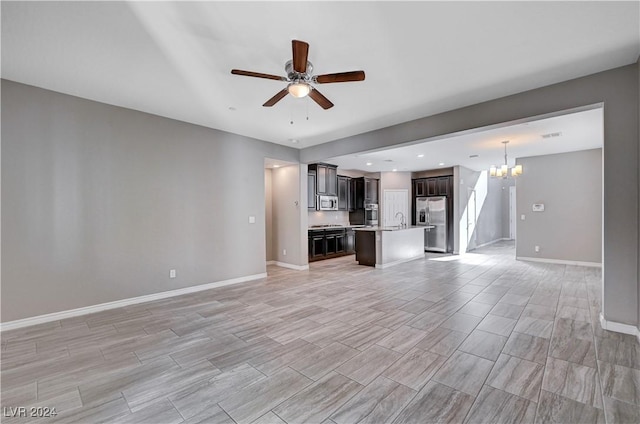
left=532, top=204, right=545, bottom=212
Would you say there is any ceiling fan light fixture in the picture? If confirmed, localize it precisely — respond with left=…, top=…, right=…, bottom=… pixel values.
left=287, top=82, right=311, bottom=98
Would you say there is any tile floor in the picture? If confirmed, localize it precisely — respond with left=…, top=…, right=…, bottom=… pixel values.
left=1, top=241, right=639, bottom=423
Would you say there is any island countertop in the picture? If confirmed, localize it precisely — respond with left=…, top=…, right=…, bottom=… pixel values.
left=353, top=225, right=432, bottom=232
left=354, top=226, right=426, bottom=268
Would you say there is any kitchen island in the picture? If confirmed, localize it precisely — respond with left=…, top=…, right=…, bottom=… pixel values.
left=354, top=226, right=425, bottom=268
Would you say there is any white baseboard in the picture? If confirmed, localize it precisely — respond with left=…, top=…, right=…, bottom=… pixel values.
left=516, top=256, right=602, bottom=268
left=0, top=273, right=267, bottom=332
left=273, top=262, right=309, bottom=271
left=470, top=238, right=510, bottom=250
left=599, top=313, right=640, bottom=341
left=375, top=254, right=424, bottom=269
left=266, top=260, right=276, bottom=265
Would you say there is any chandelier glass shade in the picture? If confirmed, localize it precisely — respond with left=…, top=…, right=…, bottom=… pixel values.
left=490, top=141, right=523, bottom=178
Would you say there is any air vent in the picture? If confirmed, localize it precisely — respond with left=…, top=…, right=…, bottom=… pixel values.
left=384, top=159, right=393, bottom=162
left=541, top=132, right=562, bottom=139
left=469, top=154, right=479, bottom=158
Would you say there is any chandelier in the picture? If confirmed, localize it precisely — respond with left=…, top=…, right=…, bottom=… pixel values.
left=490, top=141, right=523, bottom=178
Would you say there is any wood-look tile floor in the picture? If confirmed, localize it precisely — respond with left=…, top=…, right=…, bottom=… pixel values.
left=2, top=242, right=639, bottom=423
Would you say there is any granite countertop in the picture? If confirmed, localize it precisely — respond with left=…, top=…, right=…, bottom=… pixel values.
left=353, top=225, right=427, bottom=232
left=308, top=224, right=367, bottom=230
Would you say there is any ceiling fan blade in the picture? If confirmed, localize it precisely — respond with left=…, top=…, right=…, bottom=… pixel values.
left=263, top=89, right=289, bottom=107
left=292, top=40, right=309, bottom=73
left=231, top=69, right=287, bottom=81
left=315, top=70, right=366, bottom=84
left=309, top=88, right=334, bottom=110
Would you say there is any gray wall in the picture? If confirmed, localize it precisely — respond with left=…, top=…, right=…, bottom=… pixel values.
left=1, top=80, right=299, bottom=322
left=271, top=164, right=307, bottom=267
left=303, top=64, right=638, bottom=327
left=516, top=149, right=603, bottom=264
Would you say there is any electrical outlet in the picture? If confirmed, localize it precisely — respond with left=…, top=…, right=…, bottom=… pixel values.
left=248, top=216, right=256, bottom=224
left=521, top=214, right=526, bottom=220
left=535, top=246, right=540, bottom=253
left=283, top=249, right=287, bottom=256
left=169, top=269, right=176, bottom=278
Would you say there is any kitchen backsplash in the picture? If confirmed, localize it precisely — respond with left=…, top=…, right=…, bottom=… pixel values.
left=308, top=211, right=350, bottom=226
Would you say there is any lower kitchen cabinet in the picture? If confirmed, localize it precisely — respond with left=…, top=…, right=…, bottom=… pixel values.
left=308, top=228, right=355, bottom=262
left=346, top=229, right=355, bottom=254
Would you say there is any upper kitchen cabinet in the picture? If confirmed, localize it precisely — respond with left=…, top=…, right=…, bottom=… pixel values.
left=415, top=179, right=427, bottom=197
left=308, top=170, right=317, bottom=210
left=308, top=163, right=338, bottom=196
left=352, top=177, right=379, bottom=208
left=413, top=176, right=452, bottom=198
left=365, top=178, right=379, bottom=204
left=437, top=176, right=450, bottom=196
left=337, top=175, right=351, bottom=211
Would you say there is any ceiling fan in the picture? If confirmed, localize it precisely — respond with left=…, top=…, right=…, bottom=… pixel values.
left=231, top=40, right=365, bottom=110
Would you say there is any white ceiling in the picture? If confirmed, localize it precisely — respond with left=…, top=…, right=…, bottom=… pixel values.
left=325, top=107, right=604, bottom=173
left=2, top=2, right=638, bottom=149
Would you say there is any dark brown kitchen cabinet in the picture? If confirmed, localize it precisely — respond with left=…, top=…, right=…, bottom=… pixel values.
left=426, top=179, right=438, bottom=196
left=308, top=228, right=355, bottom=262
left=415, top=179, right=427, bottom=197
left=365, top=178, right=379, bottom=204
left=308, top=163, right=338, bottom=196
left=308, top=171, right=317, bottom=210
left=309, top=230, right=325, bottom=259
left=348, top=178, right=356, bottom=211
left=346, top=229, right=355, bottom=254
left=351, top=177, right=379, bottom=209
left=327, top=167, right=337, bottom=196
left=414, top=176, right=451, bottom=198
left=337, top=176, right=351, bottom=210
left=355, top=231, right=376, bottom=266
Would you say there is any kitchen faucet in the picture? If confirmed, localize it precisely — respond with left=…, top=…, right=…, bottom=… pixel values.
left=395, top=212, right=406, bottom=228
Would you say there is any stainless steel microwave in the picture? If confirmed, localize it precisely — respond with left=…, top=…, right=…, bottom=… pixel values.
left=317, top=195, right=338, bottom=211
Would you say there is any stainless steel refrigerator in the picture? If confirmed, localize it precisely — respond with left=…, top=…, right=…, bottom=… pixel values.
left=416, top=196, right=447, bottom=252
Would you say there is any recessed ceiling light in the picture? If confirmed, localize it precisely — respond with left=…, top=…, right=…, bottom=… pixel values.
left=417, top=154, right=424, bottom=158
left=273, top=164, right=280, bottom=168
left=392, top=169, right=397, bottom=172
left=366, top=162, right=373, bottom=166
left=439, top=162, right=445, bottom=166
left=289, top=139, right=299, bottom=144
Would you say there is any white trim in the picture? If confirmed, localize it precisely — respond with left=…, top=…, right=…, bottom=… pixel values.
left=0, top=273, right=267, bottom=332
left=375, top=254, right=424, bottom=269
left=516, top=256, right=602, bottom=268
left=599, top=313, right=640, bottom=340
left=472, top=238, right=510, bottom=250
left=273, top=262, right=309, bottom=271
left=266, top=260, right=277, bottom=265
